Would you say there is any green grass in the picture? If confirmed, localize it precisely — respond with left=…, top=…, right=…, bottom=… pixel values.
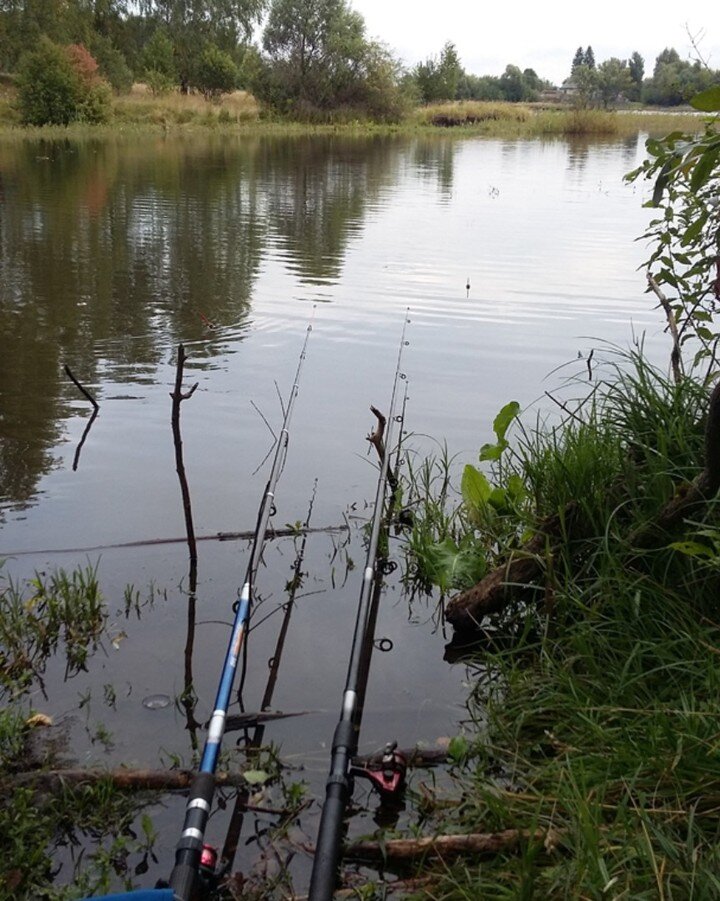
left=401, top=352, right=720, bottom=897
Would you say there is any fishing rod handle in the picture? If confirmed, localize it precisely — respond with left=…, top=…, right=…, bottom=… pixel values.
left=169, top=770, right=216, bottom=900
left=308, top=780, right=349, bottom=901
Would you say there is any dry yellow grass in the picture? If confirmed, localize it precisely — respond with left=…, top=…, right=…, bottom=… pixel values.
left=112, top=84, right=261, bottom=125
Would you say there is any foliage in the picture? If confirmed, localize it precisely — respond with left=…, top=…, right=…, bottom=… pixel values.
left=138, top=0, right=266, bottom=91
left=0, top=563, right=107, bottom=694
left=627, top=50, right=644, bottom=101
left=90, top=33, right=134, bottom=94
left=625, top=88, right=720, bottom=370
left=402, top=351, right=720, bottom=894
left=413, top=40, right=462, bottom=103
left=193, top=43, right=239, bottom=100
left=16, top=37, right=112, bottom=125
left=643, top=48, right=720, bottom=107
left=596, top=57, right=633, bottom=108
left=16, top=36, right=83, bottom=126
left=252, top=0, right=405, bottom=121
left=141, top=27, right=177, bottom=94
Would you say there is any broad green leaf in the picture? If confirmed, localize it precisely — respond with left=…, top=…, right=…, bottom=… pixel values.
left=488, top=487, right=508, bottom=511
left=461, top=464, right=491, bottom=509
left=243, top=769, right=271, bottom=785
left=690, top=147, right=720, bottom=193
left=448, top=735, right=469, bottom=763
left=506, top=473, right=527, bottom=502
left=690, top=86, right=720, bottom=112
left=479, top=440, right=505, bottom=462
left=421, top=536, right=485, bottom=592
left=681, top=212, right=707, bottom=246
left=492, top=400, right=520, bottom=443
left=669, top=541, right=715, bottom=559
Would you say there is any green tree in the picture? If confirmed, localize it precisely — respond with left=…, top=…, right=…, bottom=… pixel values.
left=571, top=46, right=584, bottom=74
left=139, top=0, right=266, bottom=91
left=584, top=45, right=595, bottom=69
left=625, top=84, right=720, bottom=367
left=437, top=40, right=461, bottom=100
left=627, top=50, right=644, bottom=101
left=570, top=63, right=599, bottom=108
left=256, top=0, right=404, bottom=118
left=142, top=27, right=176, bottom=93
left=596, top=57, right=632, bottom=107
left=193, top=43, right=238, bottom=99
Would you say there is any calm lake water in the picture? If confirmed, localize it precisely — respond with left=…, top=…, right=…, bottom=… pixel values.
left=0, top=131, right=669, bottom=893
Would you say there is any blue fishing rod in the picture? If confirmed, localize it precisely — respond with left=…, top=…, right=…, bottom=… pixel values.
left=308, top=314, right=410, bottom=901
left=167, top=315, right=314, bottom=901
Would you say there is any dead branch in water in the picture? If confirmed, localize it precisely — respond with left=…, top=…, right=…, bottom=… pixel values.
left=170, top=343, right=199, bottom=583
left=367, top=404, right=387, bottom=460
left=5, top=768, right=245, bottom=793
left=64, top=364, right=99, bottom=410
left=340, top=828, right=547, bottom=863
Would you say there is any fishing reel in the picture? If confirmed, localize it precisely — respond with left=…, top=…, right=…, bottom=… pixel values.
left=351, top=740, right=407, bottom=800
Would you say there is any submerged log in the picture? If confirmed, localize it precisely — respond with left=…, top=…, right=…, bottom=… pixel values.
left=343, top=828, right=546, bottom=863
left=5, top=767, right=246, bottom=793
left=445, top=504, right=577, bottom=631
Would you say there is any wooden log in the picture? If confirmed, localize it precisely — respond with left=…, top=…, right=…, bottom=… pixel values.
left=445, top=504, right=577, bottom=631
left=343, top=828, right=546, bottom=863
left=4, top=767, right=245, bottom=793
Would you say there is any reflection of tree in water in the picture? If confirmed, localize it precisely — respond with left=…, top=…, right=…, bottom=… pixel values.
left=262, top=134, right=403, bottom=284
left=0, top=134, right=408, bottom=511
left=410, top=137, right=455, bottom=198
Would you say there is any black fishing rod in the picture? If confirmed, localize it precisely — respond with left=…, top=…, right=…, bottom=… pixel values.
left=308, top=314, right=410, bottom=901
left=169, top=315, right=314, bottom=901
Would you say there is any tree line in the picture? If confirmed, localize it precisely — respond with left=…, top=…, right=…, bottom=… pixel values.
left=0, top=0, right=717, bottom=124
left=565, top=44, right=720, bottom=109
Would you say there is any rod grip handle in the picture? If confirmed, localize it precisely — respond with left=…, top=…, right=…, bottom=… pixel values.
left=168, top=860, right=196, bottom=901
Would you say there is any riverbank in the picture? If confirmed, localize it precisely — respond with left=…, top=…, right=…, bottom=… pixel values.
left=0, top=83, right=705, bottom=139
left=398, top=349, right=720, bottom=897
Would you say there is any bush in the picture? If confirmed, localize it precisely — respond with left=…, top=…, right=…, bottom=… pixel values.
left=16, top=38, right=112, bottom=126
left=17, top=37, right=82, bottom=126
left=145, top=68, right=176, bottom=96
left=193, top=44, right=239, bottom=101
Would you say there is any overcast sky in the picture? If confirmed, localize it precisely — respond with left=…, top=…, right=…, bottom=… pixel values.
left=350, top=1, right=720, bottom=86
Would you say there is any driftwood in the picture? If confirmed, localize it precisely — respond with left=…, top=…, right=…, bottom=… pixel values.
left=445, top=504, right=577, bottom=631
left=343, top=828, right=546, bottom=863
left=4, top=767, right=246, bottom=793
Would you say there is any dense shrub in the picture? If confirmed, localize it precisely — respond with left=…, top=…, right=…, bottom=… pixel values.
left=193, top=44, right=238, bottom=101
left=16, top=37, right=111, bottom=126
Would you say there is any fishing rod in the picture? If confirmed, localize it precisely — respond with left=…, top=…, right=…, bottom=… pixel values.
left=308, top=314, right=410, bottom=901
left=168, top=315, right=314, bottom=901
left=219, top=480, right=318, bottom=872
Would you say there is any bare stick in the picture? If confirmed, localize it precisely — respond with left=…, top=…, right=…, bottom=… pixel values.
left=367, top=405, right=387, bottom=460
left=170, top=344, right=199, bottom=582
left=648, top=274, right=683, bottom=384
left=334, top=829, right=547, bottom=863
left=64, top=364, right=99, bottom=410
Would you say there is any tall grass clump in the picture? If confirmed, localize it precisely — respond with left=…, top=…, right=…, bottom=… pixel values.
left=401, top=351, right=720, bottom=896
